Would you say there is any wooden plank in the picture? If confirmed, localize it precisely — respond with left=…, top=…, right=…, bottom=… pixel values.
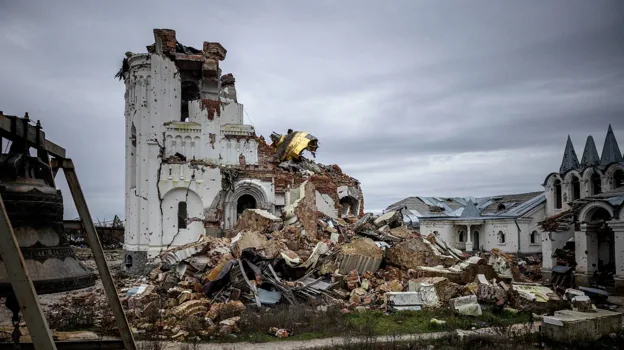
left=0, top=195, right=58, bottom=350
left=60, top=160, right=136, bottom=350
left=0, top=113, right=66, bottom=158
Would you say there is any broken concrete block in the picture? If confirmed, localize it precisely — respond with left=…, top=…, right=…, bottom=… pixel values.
left=475, top=274, right=489, bottom=285
left=510, top=283, right=566, bottom=314
left=386, top=238, right=457, bottom=271
left=389, top=225, right=411, bottom=239
left=337, top=238, right=383, bottom=274
left=283, top=181, right=318, bottom=240
left=373, top=210, right=402, bottom=228
left=571, top=296, right=593, bottom=312
left=235, top=209, right=283, bottom=233
left=384, top=292, right=423, bottom=311
left=412, top=277, right=459, bottom=303
left=542, top=309, right=623, bottom=343
left=230, top=230, right=286, bottom=259
left=449, top=295, right=482, bottom=316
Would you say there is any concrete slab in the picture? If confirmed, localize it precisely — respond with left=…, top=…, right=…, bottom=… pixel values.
left=541, top=309, right=622, bottom=343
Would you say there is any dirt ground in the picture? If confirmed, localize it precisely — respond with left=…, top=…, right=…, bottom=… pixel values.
left=0, top=249, right=123, bottom=326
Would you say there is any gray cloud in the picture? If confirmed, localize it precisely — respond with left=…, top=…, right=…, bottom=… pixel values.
left=0, top=0, right=623, bottom=217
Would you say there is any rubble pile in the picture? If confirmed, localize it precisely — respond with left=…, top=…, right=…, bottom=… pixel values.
left=49, top=203, right=585, bottom=340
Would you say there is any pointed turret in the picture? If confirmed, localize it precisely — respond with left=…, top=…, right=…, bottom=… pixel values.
left=580, top=136, right=600, bottom=168
left=600, top=125, right=622, bottom=166
left=559, top=135, right=580, bottom=173
left=460, top=200, right=481, bottom=218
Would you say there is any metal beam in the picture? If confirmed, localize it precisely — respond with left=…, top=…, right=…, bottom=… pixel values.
left=0, top=195, right=58, bottom=350
left=0, top=113, right=66, bottom=159
left=59, top=159, right=136, bottom=350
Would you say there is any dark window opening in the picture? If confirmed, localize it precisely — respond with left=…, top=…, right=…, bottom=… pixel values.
left=458, top=231, right=465, bottom=242
left=178, top=201, right=187, bottom=229
left=497, top=204, right=506, bottom=211
left=340, top=196, right=359, bottom=217
left=530, top=230, right=538, bottom=244
left=181, top=81, right=200, bottom=122
left=497, top=231, right=506, bottom=244
left=571, top=176, right=581, bottom=201
left=554, top=180, right=562, bottom=209
left=237, top=194, right=257, bottom=216
left=591, top=173, right=602, bottom=195
left=125, top=255, right=133, bottom=268
left=614, top=170, right=624, bottom=189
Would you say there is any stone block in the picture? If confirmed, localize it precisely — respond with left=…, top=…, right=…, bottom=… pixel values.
left=235, top=209, right=283, bottom=233
left=374, top=210, right=402, bottom=228
left=542, top=309, right=622, bottom=343
left=385, top=292, right=423, bottom=311
left=337, top=238, right=383, bottom=274
left=411, top=277, right=459, bottom=303
left=203, top=42, right=227, bottom=60
left=230, top=230, right=287, bottom=259
left=450, top=295, right=482, bottom=316
left=571, top=295, right=593, bottom=312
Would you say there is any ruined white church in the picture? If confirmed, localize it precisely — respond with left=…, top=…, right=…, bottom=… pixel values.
left=121, top=29, right=363, bottom=273
left=541, top=125, right=624, bottom=292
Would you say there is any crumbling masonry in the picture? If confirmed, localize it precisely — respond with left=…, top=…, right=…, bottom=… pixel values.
left=121, top=29, right=362, bottom=273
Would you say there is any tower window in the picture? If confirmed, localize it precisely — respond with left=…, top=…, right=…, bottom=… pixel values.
left=571, top=175, right=580, bottom=201
left=181, top=81, right=199, bottom=122
left=553, top=180, right=562, bottom=209
left=178, top=201, right=187, bottom=229
left=591, top=173, right=602, bottom=195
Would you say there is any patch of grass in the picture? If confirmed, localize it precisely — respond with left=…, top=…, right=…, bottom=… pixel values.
left=344, top=307, right=530, bottom=336
left=233, top=305, right=531, bottom=343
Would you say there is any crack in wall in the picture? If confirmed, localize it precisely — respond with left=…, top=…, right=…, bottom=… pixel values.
left=153, top=132, right=166, bottom=256
left=166, top=169, right=195, bottom=250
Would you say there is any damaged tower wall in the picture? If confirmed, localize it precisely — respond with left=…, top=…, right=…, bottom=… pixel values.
left=123, top=29, right=363, bottom=273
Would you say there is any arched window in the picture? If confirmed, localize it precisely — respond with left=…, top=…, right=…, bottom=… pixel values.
left=497, top=231, right=506, bottom=244
left=497, top=204, right=506, bottom=211
left=591, top=173, right=602, bottom=195
left=570, top=175, right=580, bottom=201
left=530, top=230, right=538, bottom=244
left=178, top=201, right=187, bottom=229
left=553, top=180, right=562, bottom=209
left=614, top=169, right=624, bottom=189
left=458, top=230, right=465, bottom=242
left=125, top=254, right=133, bottom=268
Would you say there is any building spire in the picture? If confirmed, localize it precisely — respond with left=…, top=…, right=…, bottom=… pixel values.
left=580, top=135, right=600, bottom=168
left=559, top=135, right=580, bottom=174
left=600, top=124, right=622, bottom=166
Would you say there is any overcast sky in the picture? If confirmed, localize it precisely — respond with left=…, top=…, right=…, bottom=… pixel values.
left=1, top=0, right=623, bottom=219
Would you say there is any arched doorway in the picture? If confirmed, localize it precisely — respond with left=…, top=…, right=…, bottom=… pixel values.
left=591, top=208, right=614, bottom=271
left=613, top=169, right=624, bottom=189
left=473, top=230, right=480, bottom=250
left=237, top=194, right=256, bottom=217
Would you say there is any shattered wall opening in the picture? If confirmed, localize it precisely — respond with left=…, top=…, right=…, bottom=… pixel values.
left=340, top=196, right=359, bottom=217
left=237, top=194, right=256, bottom=216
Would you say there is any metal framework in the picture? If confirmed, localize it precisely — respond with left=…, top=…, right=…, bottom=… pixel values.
left=0, top=112, right=136, bottom=350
